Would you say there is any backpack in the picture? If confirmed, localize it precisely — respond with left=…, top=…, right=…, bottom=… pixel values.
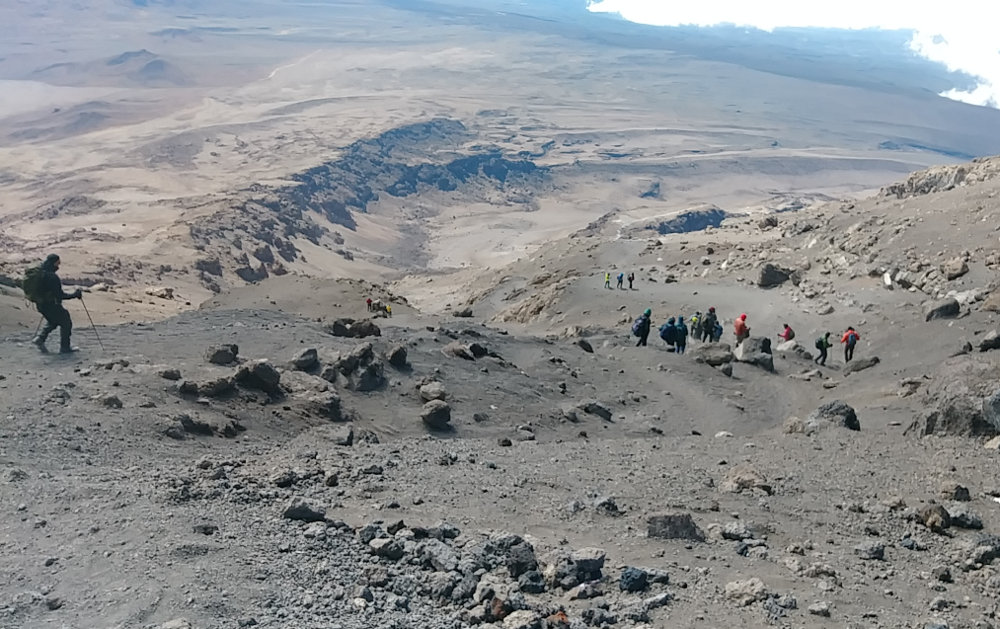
left=815, top=337, right=824, bottom=350
left=632, top=316, right=645, bottom=337
left=659, top=323, right=676, bottom=344
left=846, top=332, right=858, bottom=346
left=21, top=266, right=48, bottom=304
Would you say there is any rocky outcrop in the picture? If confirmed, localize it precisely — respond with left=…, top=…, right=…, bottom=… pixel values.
left=325, top=318, right=381, bottom=339
left=941, top=257, right=969, bottom=281
left=734, top=337, right=773, bottom=371
left=924, top=297, right=961, bottom=321
left=807, top=400, right=860, bottom=431
left=881, top=158, right=1000, bottom=199
left=205, top=344, right=239, bottom=365
left=910, top=356, right=1000, bottom=437
left=235, top=360, right=282, bottom=396
left=757, top=263, right=791, bottom=288
left=321, top=342, right=386, bottom=392
left=690, top=343, right=734, bottom=367
left=843, top=356, right=880, bottom=375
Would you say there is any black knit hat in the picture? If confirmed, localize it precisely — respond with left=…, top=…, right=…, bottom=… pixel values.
left=42, top=253, right=60, bottom=270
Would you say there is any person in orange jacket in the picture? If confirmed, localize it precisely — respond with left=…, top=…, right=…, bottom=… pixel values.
left=733, top=313, right=750, bottom=345
left=841, top=326, right=860, bottom=363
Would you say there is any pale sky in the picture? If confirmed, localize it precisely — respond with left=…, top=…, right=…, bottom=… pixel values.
left=587, top=0, right=1000, bottom=108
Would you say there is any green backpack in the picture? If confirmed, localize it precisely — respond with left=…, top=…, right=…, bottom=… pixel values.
left=22, top=266, right=48, bottom=303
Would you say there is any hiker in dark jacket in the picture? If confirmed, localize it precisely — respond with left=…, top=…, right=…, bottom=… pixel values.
left=814, top=332, right=832, bottom=366
left=675, top=316, right=689, bottom=355
left=635, top=308, right=652, bottom=347
left=30, top=254, right=82, bottom=353
left=701, top=307, right=718, bottom=342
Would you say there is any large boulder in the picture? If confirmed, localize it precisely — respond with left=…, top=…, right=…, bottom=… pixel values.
left=734, top=336, right=773, bottom=371
left=775, top=340, right=813, bottom=361
left=647, top=513, right=705, bottom=542
left=757, top=263, right=791, bottom=288
left=290, top=347, right=319, bottom=371
left=983, top=291, right=1000, bottom=314
left=806, top=400, right=860, bottom=431
left=690, top=343, right=734, bottom=367
left=910, top=356, right=1000, bottom=437
left=978, top=330, right=1000, bottom=352
left=941, top=257, right=969, bottom=281
left=419, top=381, right=448, bottom=402
left=322, top=343, right=386, bottom=392
left=843, top=356, right=880, bottom=375
left=924, top=297, right=961, bottom=322
left=205, top=343, right=239, bottom=365
left=387, top=344, right=409, bottom=369
left=442, top=340, right=475, bottom=361
left=421, top=400, right=452, bottom=430
left=325, top=318, right=381, bottom=339
left=235, top=360, right=282, bottom=395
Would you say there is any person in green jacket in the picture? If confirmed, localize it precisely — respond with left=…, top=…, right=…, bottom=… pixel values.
left=814, top=332, right=832, bottom=366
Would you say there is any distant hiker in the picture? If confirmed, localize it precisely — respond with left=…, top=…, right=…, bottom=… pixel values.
left=675, top=316, right=688, bottom=355
left=659, top=317, right=677, bottom=349
left=713, top=322, right=723, bottom=342
left=778, top=323, right=795, bottom=342
left=385, top=304, right=392, bottom=318
left=366, top=297, right=373, bottom=312
left=627, top=272, right=634, bottom=290
left=24, top=254, right=82, bottom=354
left=689, top=311, right=701, bottom=341
left=701, top=307, right=718, bottom=342
left=733, top=313, right=750, bottom=345
left=632, top=308, right=652, bottom=347
left=604, top=273, right=611, bottom=289
left=616, top=272, right=624, bottom=289
left=841, top=326, right=860, bottom=363
left=814, top=332, right=832, bottom=366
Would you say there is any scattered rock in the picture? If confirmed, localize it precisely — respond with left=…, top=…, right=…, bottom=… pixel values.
left=854, top=541, right=885, bottom=560
left=808, top=601, right=831, bottom=617
left=205, top=343, right=239, bottom=365
left=158, top=368, right=182, bottom=381
left=576, top=338, right=594, bottom=353
left=453, top=306, right=474, bottom=318
left=941, top=257, right=969, bottom=281
left=647, top=513, right=706, bottom=542
left=940, top=482, right=971, bottom=502
left=720, top=465, right=772, bottom=495
left=691, top=343, right=734, bottom=367
left=758, top=263, right=791, bottom=288
left=918, top=504, right=952, bottom=533
left=326, top=318, right=381, bottom=338
left=979, top=330, right=1000, bottom=352
left=725, top=577, right=768, bottom=606
left=235, top=360, right=282, bottom=395
left=619, top=567, right=649, bottom=593
left=282, top=499, right=326, bottom=523
left=421, top=400, right=452, bottom=430
left=843, top=356, right=880, bottom=375
left=290, top=347, right=319, bottom=371
left=733, top=336, right=774, bottom=371
left=946, top=504, right=983, bottom=529
left=924, top=297, right=961, bottom=321
left=387, top=344, right=409, bottom=369
left=806, top=400, right=860, bottom=432
left=419, top=381, right=448, bottom=402
left=442, top=340, right=475, bottom=361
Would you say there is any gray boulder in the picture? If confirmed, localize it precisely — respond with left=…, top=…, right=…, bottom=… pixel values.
left=775, top=340, right=813, bottom=360
left=283, top=500, right=326, bottom=522
left=290, top=347, right=319, bottom=371
left=843, top=356, right=880, bottom=375
left=941, top=257, right=969, bottom=281
left=758, top=263, right=791, bottom=288
left=911, top=356, right=1000, bottom=437
left=326, top=318, right=381, bottom=338
left=647, top=513, right=705, bottom=542
left=387, top=344, right=409, bottom=369
left=924, top=297, right=961, bottom=321
left=235, top=360, right=282, bottom=395
left=734, top=336, right=773, bottom=371
left=807, top=400, right=860, bottom=431
left=419, top=381, right=448, bottom=402
left=691, top=343, right=734, bottom=367
left=421, top=400, right=452, bottom=430
left=205, top=343, right=238, bottom=365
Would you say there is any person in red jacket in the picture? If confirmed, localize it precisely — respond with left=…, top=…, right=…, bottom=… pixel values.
left=777, top=323, right=795, bottom=342
left=841, top=326, right=860, bottom=363
left=733, top=313, right=750, bottom=345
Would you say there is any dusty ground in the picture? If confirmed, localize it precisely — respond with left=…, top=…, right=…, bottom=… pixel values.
left=3, top=159, right=1000, bottom=629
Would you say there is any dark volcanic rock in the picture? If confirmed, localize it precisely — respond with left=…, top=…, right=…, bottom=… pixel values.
left=924, top=297, right=961, bottom=321
left=913, top=356, right=1000, bottom=437
left=235, top=360, right=282, bottom=395
left=807, top=400, right=860, bottom=431
left=421, top=400, right=452, bottom=430
left=290, top=347, right=319, bottom=371
left=843, top=356, right=880, bottom=375
left=326, top=318, right=381, bottom=339
left=283, top=499, right=326, bottom=523
left=757, top=263, right=792, bottom=288
left=647, top=513, right=705, bottom=542
left=205, top=344, right=238, bottom=365
left=387, top=344, right=409, bottom=368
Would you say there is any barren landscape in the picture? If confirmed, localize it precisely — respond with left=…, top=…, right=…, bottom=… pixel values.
left=2, top=2, right=1000, bottom=629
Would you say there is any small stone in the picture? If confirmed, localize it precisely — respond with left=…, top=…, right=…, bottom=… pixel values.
left=619, top=566, right=649, bottom=593
left=939, top=482, right=971, bottom=501
left=192, top=523, right=218, bottom=535
left=808, top=601, right=831, bottom=617
left=724, top=577, right=768, bottom=606
left=647, top=513, right=706, bottom=541
left=854, top=542, right=885, bottom=560
left=282, top=499, right=326, bottom=523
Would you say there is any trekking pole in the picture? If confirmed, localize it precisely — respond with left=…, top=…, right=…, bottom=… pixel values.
left=33, top=316, right=43, bottom=337
left=79, top=296, right=105, bottom=352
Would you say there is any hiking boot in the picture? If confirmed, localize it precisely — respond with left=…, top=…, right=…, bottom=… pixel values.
left=59, top=346, right=79, bottom=354
left=31, top=335, right=48, bottom=351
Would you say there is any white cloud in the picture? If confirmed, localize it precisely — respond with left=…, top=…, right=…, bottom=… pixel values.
left=587, top=0, right=999, bottom=108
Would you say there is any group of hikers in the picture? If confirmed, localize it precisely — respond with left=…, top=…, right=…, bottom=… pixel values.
left=630, top=305, right=862, bottom=366
left=365, top=297, right=391, bottom=317
left=605, top=271, right=635, bottom=290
